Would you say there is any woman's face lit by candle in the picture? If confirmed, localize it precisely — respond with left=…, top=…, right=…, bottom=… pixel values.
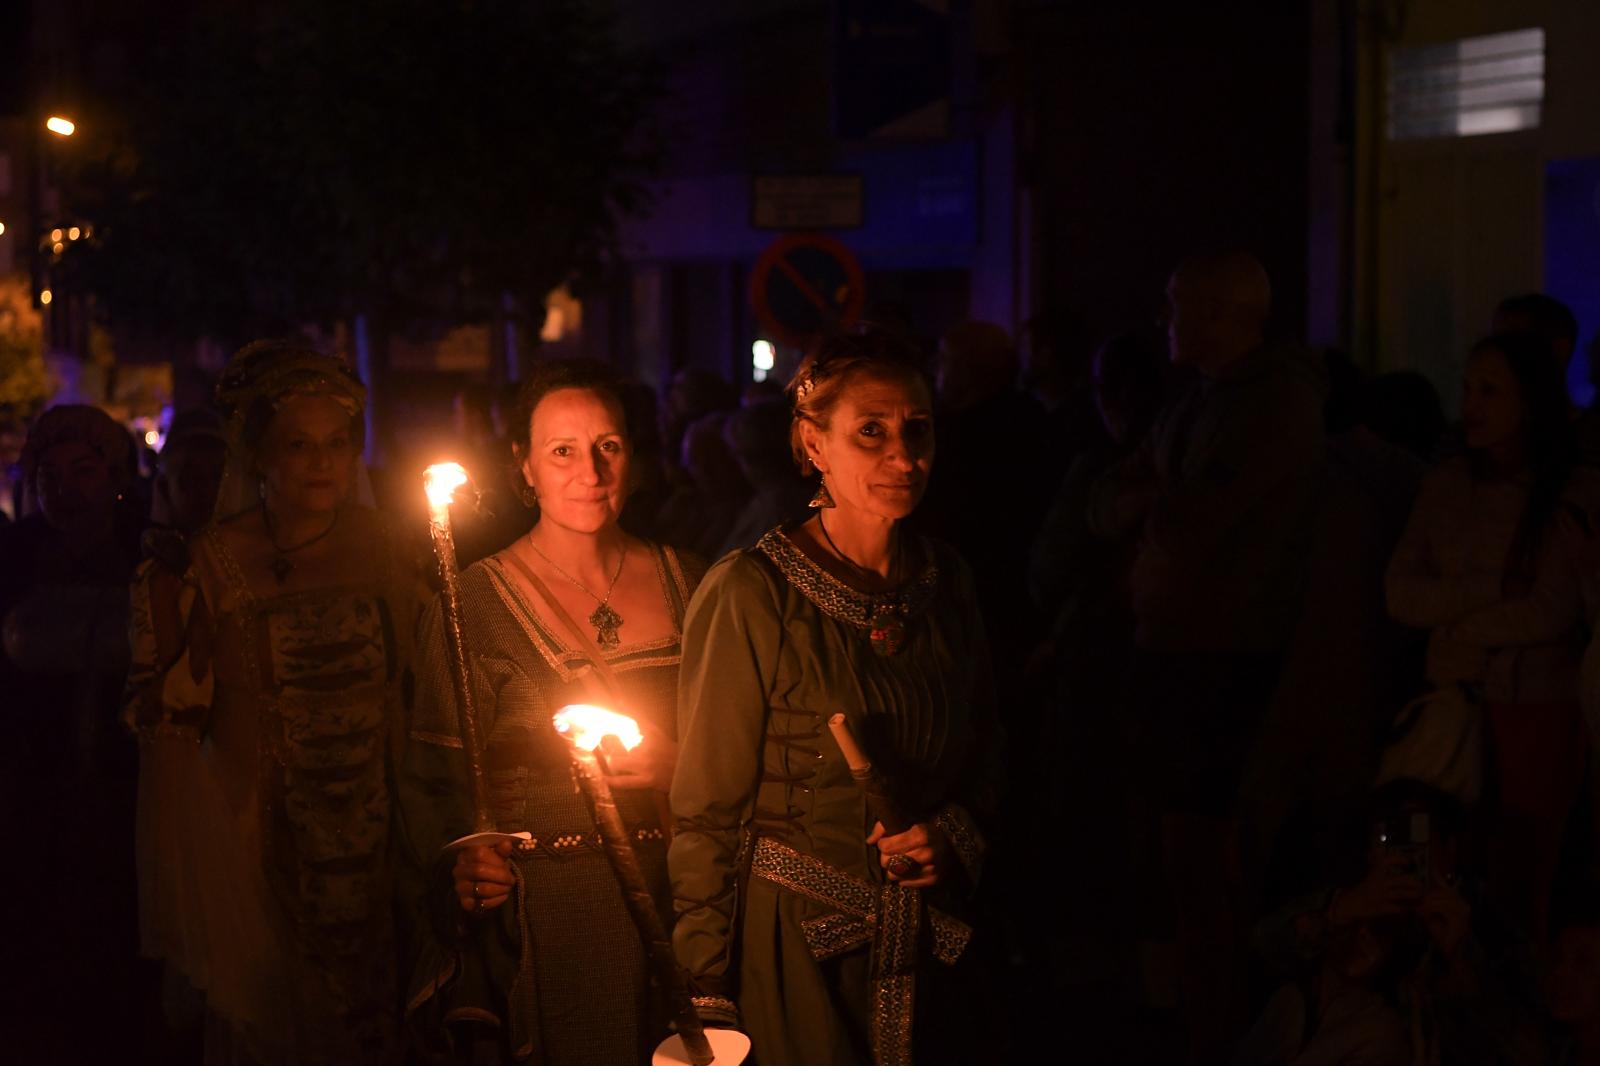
left=258, top=394, right=359, bottom=517
left=800, top=370, right=934, bottom=522
left=520, top=387, right=631, bottom=534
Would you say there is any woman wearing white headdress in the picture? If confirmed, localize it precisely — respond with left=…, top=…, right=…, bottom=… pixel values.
left=126, top=338, right=421, bottom=1065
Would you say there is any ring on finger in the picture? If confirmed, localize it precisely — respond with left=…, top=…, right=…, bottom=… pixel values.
left=472, top=882, right=483, bottom=899
left=474, top=898, right=485, bottom=915
left=886, top=854, right=917, bottom=878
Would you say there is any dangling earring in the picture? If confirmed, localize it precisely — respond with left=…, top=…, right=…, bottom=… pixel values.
left=519, top=482, right=538, bottom=507
left=809, top=473, right=835, bottom=509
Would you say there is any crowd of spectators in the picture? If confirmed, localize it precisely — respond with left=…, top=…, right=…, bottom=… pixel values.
left=3, top=253, right=1600, bottom=1064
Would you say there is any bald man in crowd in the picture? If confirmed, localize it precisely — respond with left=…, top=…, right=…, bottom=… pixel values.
left=1092, top=252, right=1324, bottom=667
left=1089, top=251, right=1325, bottom=1064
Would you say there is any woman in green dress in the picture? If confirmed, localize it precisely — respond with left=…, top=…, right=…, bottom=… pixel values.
left=669, top=329, right=1004, bottom=1066
left=399, top=360, right=703, bottom=1064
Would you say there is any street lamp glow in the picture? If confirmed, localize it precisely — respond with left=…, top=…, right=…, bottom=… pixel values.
left=68, top=227, right=80, bottom=240
left=752, top=338, right=776, bottom=382
left=39, top=289, right=52, bottom=306
left=50, top=228, right=62, bottom=242
left=46, top=116, right=75, bottom=137
left=52, top=242, right=64, bottom=255
left=0, top=222, right=6, bottom=236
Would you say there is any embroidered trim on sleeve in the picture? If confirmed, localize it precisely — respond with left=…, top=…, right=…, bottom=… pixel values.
left=933, top=803, right=986, bottom=886
left=690, top=995, right=739, bottom=1028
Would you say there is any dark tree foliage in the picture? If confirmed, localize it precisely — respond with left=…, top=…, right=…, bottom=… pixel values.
left=58, top=0, right=660, bottom=343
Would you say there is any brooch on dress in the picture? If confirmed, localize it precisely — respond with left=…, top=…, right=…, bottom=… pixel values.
left=756, top=529, right=936, bottom=659
left=868, top=606, right=906, bottom=657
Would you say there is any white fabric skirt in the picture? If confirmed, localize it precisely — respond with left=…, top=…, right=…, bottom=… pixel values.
left=135, top=735, right=298, bottom=1061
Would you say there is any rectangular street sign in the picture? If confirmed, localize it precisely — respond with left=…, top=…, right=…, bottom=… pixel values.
left=751, top=174, right=864, bottom=230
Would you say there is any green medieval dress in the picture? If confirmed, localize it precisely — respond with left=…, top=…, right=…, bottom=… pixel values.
left=669, top=527, right=1003, bottom=1066
left=399, top=542, right=702, bottom=1064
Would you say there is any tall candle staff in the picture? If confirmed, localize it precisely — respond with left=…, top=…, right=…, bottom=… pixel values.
left=553, top=704, right=750, bottom=1066
left=423, top=462, right=528, bottom=851
left=828, top=714, right=920, bottom=879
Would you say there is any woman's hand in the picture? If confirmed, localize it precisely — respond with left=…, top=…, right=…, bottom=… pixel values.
left=868, top=821, right=953, bottom=890
left=601, top=720, right=678, bottom=792
left=1417, top=881, right=1472, bottom=959
left=453, top=840, right=515, bottom=915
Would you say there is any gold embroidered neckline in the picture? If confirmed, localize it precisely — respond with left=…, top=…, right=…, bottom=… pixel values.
left=485, top=543, right=685, bottom=681
left=201, top=513, right=394, bottom=609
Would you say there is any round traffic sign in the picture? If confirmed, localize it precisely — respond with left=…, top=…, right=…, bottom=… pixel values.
left=749, top=233, right=866, bottom=349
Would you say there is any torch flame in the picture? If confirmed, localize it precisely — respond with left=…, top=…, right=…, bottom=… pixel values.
left=424, top=462, right=469, bottom=510
left=553, top=704, right=644, bottom=752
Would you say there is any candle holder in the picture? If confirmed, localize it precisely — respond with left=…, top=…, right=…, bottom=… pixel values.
left=424, top=462, right=530, bottom=854
left=828, top=714, right=920, bottom=879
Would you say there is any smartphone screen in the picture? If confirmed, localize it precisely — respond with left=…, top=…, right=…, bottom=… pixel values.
left=1379, top=811, right=1431, bottom=883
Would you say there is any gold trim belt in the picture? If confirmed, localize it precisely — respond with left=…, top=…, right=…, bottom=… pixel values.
left=750, top=837, right=971, bottom=1066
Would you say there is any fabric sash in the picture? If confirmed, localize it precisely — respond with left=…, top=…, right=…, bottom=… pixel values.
left=750, top=836, right=971, bottom=1066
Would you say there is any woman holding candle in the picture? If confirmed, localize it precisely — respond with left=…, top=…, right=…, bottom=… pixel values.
left=669, top=327, right=1004, bottom=1066
left=398, top=359, right=703, bottom=1065
left=124, top=339, right=418, bottom=1064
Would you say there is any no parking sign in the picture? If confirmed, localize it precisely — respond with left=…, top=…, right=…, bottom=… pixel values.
left=749, top=233, right=866, bottom=350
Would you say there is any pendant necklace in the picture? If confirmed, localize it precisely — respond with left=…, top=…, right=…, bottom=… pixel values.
left=262, top=505, right=339, bottom=585
left=817, top=513, right=908, bottom=657
left=526, top=535, right=628, bottom=649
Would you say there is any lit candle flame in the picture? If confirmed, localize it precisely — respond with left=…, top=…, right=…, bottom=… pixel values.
left=553, top=704, right=643, bottom=753
left=423, top=462, right=468, bottom=511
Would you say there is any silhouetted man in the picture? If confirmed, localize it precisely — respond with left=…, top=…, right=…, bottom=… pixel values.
left=921, top=319, right=1056, bottom=704
left=1089, top=251, right=1325, bottom=1064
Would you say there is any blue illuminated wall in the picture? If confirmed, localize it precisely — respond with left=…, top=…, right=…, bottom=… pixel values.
left=623, top=138, right=980, bottom=271
left=1546, top=156, right=1600, bottom=406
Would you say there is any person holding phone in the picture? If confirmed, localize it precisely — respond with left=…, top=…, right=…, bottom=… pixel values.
left=1245, top=780, right=1547, bottom=1066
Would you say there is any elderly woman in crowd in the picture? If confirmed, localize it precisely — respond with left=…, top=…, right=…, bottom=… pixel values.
left=669, top=328, right=1003, bottom=1065
left=0, top=404, right=145, bottom=1058
left=399, top=359, right=703, bottom=1065
left=1, top=404, right=143, bottom=766
left=125, top=339, right=418, bottom=1065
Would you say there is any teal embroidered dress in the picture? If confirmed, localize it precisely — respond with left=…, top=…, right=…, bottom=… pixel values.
left=399, top=543, right=702, bottom=1064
